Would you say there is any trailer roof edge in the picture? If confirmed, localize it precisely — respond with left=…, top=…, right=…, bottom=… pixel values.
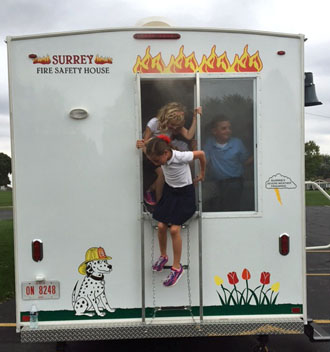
left=6, top=26, right=304, bottom=41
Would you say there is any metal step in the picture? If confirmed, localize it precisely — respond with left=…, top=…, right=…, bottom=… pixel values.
left=154, top=306, right=192, bottom=312
left=305, top=319, right=330, bottom=342
left=163, top=265, right=189, bottom=270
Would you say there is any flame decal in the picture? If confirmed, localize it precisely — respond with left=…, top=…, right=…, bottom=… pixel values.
left=33, top=56, right=51, bottom=65
left=95, top=55, right=113, bottom=65
left=165, top=46, right=199, bottom=73
left=133, top=45, right=263, bottom=73
left=199, top=46, right=230, bottom=73
left=133, top=47, right=165, bottom=73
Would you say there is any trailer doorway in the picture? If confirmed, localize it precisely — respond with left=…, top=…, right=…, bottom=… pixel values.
left=139, top=77, right=197, bottom=202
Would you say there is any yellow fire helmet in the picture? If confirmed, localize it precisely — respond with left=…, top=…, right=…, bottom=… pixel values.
left=78, top=247, right=112, bottom=275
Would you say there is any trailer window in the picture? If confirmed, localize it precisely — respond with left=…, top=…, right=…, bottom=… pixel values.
left=200, top=78, right=256, bottom=212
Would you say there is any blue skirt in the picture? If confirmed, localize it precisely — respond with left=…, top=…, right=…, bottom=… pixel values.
left=153, top=183, right=196, bottom=225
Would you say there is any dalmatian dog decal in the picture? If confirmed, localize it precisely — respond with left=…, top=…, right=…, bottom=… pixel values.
left=72, top=247, right=115, bottom=317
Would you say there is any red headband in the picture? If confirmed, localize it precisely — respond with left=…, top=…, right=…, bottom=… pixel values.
left=157, top=135, right=171, bottom=144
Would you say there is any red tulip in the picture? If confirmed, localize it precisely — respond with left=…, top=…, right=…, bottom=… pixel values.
left=242, top=268, right=251, bottom=280
left=227, top=272, right=239, bottom=285
left=260, top=272, right=270, bottom=285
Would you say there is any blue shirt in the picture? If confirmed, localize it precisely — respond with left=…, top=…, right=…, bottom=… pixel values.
left=204, top=136, right=249, bottom=180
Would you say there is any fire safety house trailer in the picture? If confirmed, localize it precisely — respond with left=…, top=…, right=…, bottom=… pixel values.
left=7, top=24, right=312, bottom=345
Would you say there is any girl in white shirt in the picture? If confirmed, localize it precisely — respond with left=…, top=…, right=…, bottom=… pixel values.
left=136, top=102, right=202, bottom=205
left=145, top=135, right=206, bottom=287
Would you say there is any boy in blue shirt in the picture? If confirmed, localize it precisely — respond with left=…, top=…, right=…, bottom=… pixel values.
left=203, top=116, right=253, bottom=211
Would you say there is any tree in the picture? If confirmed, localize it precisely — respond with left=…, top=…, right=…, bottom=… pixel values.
left=305, top=141, right=321, bottom=180
left=316, top=154, right=330, bottom=179
left=0, top=153, right=11, bottom=187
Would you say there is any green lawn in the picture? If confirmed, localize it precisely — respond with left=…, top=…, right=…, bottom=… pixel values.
left=0, top=190, right=12, bottom=207
left=306, top=190, right=330, bottom=206
left=0, top=220, right=15, bottom=302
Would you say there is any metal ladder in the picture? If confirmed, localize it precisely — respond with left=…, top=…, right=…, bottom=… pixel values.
left=137, top=75, right=203, bottom=323
left=140, top=204, right=203, bottom=324
left=149, top=220, right=196, bottom=324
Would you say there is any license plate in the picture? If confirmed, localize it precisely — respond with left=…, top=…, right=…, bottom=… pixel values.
left=22, top=281, right=60, bottom=300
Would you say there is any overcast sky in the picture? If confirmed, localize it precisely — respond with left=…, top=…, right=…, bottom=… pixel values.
left=1, top=0, right=330, bottom=156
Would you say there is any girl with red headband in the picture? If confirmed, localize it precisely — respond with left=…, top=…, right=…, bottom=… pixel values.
left=145, top=135, right=206, bottom=287
left=136, top=102, right=202, bottom=206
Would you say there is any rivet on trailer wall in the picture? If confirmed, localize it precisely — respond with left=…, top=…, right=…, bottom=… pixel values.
left=69, top=108, right=88, bottom=120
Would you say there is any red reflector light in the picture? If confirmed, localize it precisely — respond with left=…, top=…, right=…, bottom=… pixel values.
left=32, top=240, right=43, bottom=262
left=279, top=234, right=290, bottom=255
left=291, top=307, right=301, bottom=314
left=277, top=51, right=286, bottom=55
left=133, top=33, right=181, bottom=40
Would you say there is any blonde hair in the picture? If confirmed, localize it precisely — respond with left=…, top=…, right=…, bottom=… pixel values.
left=157, top=102, right=186, bottom=132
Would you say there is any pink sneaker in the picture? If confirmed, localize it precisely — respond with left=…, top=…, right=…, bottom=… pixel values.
left=144, top=190, right=156, bottom=206
left=163, top=265, right=184, bottom=287
left=152, top=255, right=168, bottom=272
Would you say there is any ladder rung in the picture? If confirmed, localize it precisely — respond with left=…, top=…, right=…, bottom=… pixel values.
left=156, top=306, right=191, bottom=312
left=163, top=265, right=189, bottom=270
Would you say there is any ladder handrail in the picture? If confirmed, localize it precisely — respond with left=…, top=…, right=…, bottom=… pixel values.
left=305, top=181, right=330, bottom=251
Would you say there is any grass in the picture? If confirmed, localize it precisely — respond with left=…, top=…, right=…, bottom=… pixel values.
left=306, top=190, right=330, bottom=206
left=0, top=219, right=14, bottom=302
left=0, top=190, right=12, bottom=207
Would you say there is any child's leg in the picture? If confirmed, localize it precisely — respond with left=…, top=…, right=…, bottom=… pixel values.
left=154, top=167, right=164, bottom=202
left=158, top=222, right=168, bottom=257
left=169, top=225, right=182, bottom=270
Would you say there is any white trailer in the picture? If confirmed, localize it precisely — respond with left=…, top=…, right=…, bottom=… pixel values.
left=7, top=24, right=314, bottom=347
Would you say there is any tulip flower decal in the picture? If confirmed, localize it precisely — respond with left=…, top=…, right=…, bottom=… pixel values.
left=214, top=275, right=230, bottom=305
left=214, top=269, right=280, bottom=307
left=227, top=272, right=239, bottom=285
left=260, top=271, right=270, bottom=285
left=227, top=272, right=241, bottom=304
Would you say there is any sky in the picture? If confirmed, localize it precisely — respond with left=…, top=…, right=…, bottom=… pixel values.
left=1, top=0, right=330, bottom=157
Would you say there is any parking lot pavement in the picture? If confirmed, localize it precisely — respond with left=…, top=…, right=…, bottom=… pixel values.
left=2, top=206, right=330, bottom=351
left=0, top=208, right=13, bottom=220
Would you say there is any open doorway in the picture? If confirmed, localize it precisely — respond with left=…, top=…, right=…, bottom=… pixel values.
left=140, top=78, right=197, bottom=206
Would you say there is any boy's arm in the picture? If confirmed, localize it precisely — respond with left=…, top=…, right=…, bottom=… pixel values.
left=192, top=150, right=206, bottom=183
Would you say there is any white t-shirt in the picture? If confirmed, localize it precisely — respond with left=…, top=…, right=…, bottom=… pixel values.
left=147, top=117, right=172, bottom=138
left=161, top=150, right=194, bottom=188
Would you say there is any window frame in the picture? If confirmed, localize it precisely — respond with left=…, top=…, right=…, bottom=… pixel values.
left=136, top=72, right=262, bottom=218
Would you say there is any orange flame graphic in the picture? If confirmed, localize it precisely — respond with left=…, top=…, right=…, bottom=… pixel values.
left=165, top=46, right=199, bottom=73
left=133, top=47, right=165, bottom=73
left=199, top=46, right=230, bottom=73
left=133, top=45, right=263, bottom=73
left=95, top=55, right=113, bottom=65
left=229, top=45, right=263, bottom=72
left=33, top=55, right=51, bottom=65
